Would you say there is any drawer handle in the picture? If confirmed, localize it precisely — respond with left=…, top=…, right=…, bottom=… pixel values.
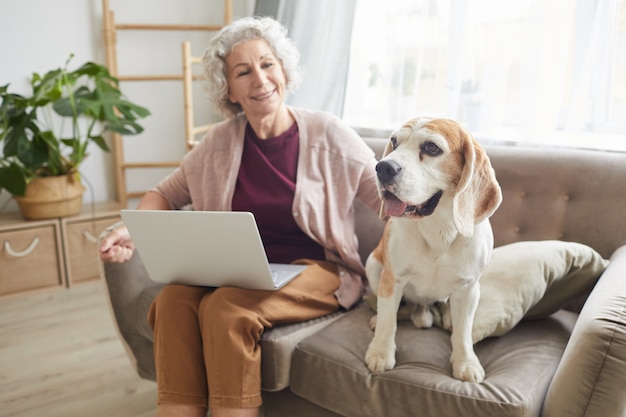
left=4, top=236, right=40, bottom=258
left=82, top=230, right=99, bottom=244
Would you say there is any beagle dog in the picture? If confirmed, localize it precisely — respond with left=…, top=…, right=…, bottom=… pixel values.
left=364, top=117, right=502, bottom=383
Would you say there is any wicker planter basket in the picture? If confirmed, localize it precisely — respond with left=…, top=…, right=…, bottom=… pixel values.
left=14, top=174, right=86, bottom=220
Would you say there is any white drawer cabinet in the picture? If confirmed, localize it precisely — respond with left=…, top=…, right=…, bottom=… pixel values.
left=0, top=202, right=120, bottom=296
left=62, top=210, right=120, bottom=285
left=0, top=216, right=65, bottom=296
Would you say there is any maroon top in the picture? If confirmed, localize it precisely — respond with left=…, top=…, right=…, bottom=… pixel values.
left=231, top=122, right=325, bottom=264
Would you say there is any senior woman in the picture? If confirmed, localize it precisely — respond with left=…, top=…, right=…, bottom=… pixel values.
left=100, top=16, right=380, bottom=417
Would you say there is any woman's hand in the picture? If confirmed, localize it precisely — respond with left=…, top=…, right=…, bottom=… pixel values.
left=99, top=225, right=135, bottom=263
left=100, top=191, right=171, bottom=263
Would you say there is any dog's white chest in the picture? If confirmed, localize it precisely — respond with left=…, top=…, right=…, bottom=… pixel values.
left=386, top=220, right=480, bottom=302
left=390, top=254, right=465, bottom=302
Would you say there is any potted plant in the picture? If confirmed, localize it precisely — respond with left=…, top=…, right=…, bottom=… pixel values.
left=0, top=54, right=150, bottom=219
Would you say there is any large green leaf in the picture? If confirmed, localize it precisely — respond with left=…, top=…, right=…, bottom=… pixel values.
left=38, top=130, right=67, bottom=175
left=73, top=61, right=119, bottom=86
left=106, top=119, right=145, bottom=135
left=18, top=131, right=53, bottom=171
left=89, top=135, right=110, bottom=152
left=0, top=163, right=27, bottom=195
left=2, top=110, right=40, bottom=157
left=80, top=92, right=150, bottom=135
left=31, top=68, right=65, bottom=106
left=117, top=98, right=152, bottom=119
left=52, top=86, right=90, bottom=117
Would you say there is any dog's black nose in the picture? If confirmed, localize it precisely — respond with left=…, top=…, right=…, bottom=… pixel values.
left=376, top=160, right=402, bottom=183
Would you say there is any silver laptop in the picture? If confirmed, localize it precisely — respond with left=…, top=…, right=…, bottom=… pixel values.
left=120, top=210, right=308, bottom=290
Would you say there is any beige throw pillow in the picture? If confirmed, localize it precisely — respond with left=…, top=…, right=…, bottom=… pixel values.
left=472, top=240, right=608, bottom=342
left=364, top=241, right=609, bottom=343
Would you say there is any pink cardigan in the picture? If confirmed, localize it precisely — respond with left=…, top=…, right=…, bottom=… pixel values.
left=152, top=107, right=381, bottom=308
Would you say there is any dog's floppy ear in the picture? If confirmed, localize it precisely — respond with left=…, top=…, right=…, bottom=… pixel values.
left=452, top=130, right=502, bottom=237
left=376, top=136, right=397, bottom=219
left=382, top=137, right=394, bottom=158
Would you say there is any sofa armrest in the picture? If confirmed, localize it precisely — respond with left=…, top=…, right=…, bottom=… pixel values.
left=543, top=245, right=626, bottom=417
left=98, top=221, right=163, bottom=381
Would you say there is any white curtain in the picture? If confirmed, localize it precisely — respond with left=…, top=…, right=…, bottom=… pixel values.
left=255, top=0, right=357, bottom=116
left=563, top=0, right=619, bottom=131
left=342, top=0, right=625, bottom=149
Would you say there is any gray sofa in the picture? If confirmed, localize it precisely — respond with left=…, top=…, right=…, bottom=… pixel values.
left=99, top=139, right=626, bottom=417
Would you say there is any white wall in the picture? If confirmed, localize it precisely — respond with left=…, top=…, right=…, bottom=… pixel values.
left=0, top=0, right=254, bottom=212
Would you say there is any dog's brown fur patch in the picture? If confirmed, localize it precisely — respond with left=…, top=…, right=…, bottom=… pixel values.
left=375, top=226, right=396, bottom=299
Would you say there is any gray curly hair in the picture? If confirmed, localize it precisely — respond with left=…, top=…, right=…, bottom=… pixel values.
left=202, top=16, right=303, bottom=118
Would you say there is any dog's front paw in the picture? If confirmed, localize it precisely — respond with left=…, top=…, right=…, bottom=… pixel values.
left=365, top=340, right=396, bottom=372
left=451, top=352, right=485, bottom=383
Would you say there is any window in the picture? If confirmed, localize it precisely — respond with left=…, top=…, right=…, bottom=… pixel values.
left=343, top=0, right=626, bottom=150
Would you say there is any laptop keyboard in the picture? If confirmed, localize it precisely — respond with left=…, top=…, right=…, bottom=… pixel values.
left=270, top=268, right=293, bottom=287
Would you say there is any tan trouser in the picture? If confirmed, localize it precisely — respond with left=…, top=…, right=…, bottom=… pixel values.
left=147, top=259, right=341, bottom=410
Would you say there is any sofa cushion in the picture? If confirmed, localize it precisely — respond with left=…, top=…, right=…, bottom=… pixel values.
left=260, top=311, right=345, bottom=391
left=290, top=303, right=577, bottom=417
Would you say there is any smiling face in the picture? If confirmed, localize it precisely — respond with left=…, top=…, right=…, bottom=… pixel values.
left=225, top=38, right=287, bottom=121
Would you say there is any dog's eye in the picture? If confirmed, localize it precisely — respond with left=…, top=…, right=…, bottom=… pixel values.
left=421, top=141, right=442, bottom=157
left=390, top=136, right=398, bottom=150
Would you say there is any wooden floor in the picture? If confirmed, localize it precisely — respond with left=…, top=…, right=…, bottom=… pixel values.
left=0, top=282, right=157, bottom=417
